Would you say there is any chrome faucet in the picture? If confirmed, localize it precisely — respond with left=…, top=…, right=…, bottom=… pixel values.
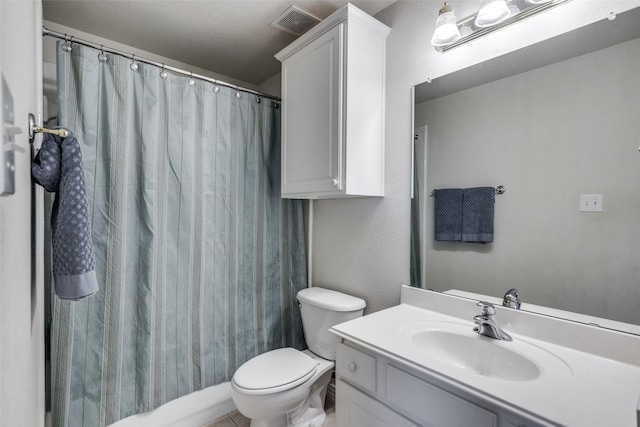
left=502, top=288, right=521, bottom=309
left=473, top=301, right=512, bottom=341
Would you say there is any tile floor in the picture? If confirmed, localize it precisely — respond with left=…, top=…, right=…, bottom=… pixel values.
left=201, top=410, right=250, bottom=427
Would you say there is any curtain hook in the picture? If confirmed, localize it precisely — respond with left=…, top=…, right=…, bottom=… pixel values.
left=160, top=64, right=168, bottom=79
left=62, top=35, right=73, bottom=52
left=130, top=54, right=139, bottom=71
left=188, top=72, right=196, bottom=86
left=213, top=79, right=220, bottom=93
left=98, top=45, right=107, bottom=62
left=235, top=85, right=241, bottom=98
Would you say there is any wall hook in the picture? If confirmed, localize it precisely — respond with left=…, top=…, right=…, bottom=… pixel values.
left=28, top=113, right=69, bottom=144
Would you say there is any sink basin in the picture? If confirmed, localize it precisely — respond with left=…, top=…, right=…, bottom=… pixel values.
left=411, top=329, right=539, bottom=381
left=401, top=322, right=571, bottom=382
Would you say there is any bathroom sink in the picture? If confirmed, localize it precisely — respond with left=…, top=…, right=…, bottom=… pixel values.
left=401, top=322, right=571, bottom=382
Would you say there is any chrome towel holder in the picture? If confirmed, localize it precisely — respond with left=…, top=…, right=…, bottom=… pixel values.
left=28, top=113, right=69, bottom=144
left=430, top=185, right=506, bottom=197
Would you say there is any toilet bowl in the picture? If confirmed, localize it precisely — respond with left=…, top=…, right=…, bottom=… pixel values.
left=231, top=287, right=366, bottom=427
left=231, top=349, right=333, bottom=427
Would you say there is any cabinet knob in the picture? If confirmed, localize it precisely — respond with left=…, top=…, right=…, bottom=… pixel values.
left=348, top=362, right=356, bottom=372
left=331, top=178, right=338, bottom=187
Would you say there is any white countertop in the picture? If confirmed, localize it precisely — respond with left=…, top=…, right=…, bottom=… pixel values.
left=330, top=286, right=640, bottom=427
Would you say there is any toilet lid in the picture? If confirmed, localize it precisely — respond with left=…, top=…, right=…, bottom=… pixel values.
left=232, top=348, right=317, bottom=394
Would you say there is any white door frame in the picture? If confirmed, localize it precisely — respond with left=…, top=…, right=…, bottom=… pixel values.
left=0, top=1, right=45, bottom=426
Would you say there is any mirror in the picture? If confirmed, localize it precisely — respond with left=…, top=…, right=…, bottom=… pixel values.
left=412, top=7, right=640, bottom=332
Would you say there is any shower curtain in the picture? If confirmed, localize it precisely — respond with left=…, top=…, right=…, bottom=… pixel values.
left=51, top=43, right=307, bottom=427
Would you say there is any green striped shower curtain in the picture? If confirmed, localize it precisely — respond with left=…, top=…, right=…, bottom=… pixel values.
left=51, top=43, right=307, bottom=427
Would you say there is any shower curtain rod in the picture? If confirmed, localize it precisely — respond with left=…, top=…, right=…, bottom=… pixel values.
left=42, top=27, right=281, bottom=103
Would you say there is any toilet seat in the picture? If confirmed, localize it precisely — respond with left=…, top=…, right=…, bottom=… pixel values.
left=232, top=348, right=318, bottom=395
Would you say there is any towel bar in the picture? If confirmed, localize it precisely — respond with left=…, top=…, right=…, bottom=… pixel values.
left=28, top=113, right=69, bottom=144
left=430, top=185, right=506, bottom=197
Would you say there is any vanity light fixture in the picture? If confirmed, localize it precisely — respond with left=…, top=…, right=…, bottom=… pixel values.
left=431, top=0, right=572, bottom=52
left=431, top=3, right=461, bottom=47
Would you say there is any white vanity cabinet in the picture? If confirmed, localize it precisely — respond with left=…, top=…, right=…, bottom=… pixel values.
left=335, top=341, right=541, bottom=427
left=275, top=5, right=390, bottom=199
left=332, top=287, right=640, bottom=427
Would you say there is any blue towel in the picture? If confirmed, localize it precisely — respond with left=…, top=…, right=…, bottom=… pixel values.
left=462, top=187, right=495, bottom=243
left=32, top=130, right=99, bottom=300
left=434, top=189, right=463, bottom=241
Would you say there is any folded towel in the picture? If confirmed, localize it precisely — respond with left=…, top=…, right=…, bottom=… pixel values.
left=462, top=187, right=495, bottom=243
left=32, top=130, right=99, bottom=300
left=434, top=189, right=463, bottom=241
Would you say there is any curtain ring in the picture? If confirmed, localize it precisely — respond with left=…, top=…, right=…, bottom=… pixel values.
left=188, top=72, right=196, bottom=86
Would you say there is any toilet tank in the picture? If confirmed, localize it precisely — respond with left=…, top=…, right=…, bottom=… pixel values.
left=297, top=287, right=366, bottom=360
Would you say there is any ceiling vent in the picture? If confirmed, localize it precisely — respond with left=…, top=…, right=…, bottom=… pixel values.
left=271, top=5, right=321, bottom=36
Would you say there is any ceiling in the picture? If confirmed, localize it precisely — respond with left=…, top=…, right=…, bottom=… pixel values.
left=42, top=0, right=397, bottom=86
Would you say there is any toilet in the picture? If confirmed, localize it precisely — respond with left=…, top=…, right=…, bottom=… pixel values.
left=231, top=287, right=366, bottom=427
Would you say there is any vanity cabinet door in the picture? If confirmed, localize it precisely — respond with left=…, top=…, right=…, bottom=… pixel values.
left=385, top=364, right=498, bottom=427
left=280, top=23, right=344, bottom=197
left=337, top=380, right=420, bottom=427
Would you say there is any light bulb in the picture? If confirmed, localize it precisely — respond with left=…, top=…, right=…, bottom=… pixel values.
left=475, top=0, right=511, bottom=27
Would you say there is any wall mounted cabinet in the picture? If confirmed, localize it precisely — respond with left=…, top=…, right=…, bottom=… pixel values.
left=275, top=4, right=390, bottom=199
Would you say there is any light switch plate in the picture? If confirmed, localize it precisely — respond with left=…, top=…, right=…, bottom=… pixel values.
left=579, top=194, right=603, bottom=212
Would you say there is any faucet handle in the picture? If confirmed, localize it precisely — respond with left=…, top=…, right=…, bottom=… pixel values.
left=503, top=288, right=521, bottom=309
left=476, top=301, right=496, bottom=316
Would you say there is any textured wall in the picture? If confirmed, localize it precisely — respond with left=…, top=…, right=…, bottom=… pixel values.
left=309, top=1, right=638, bottom=314
left=310, top=3, right=429, bottom=313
